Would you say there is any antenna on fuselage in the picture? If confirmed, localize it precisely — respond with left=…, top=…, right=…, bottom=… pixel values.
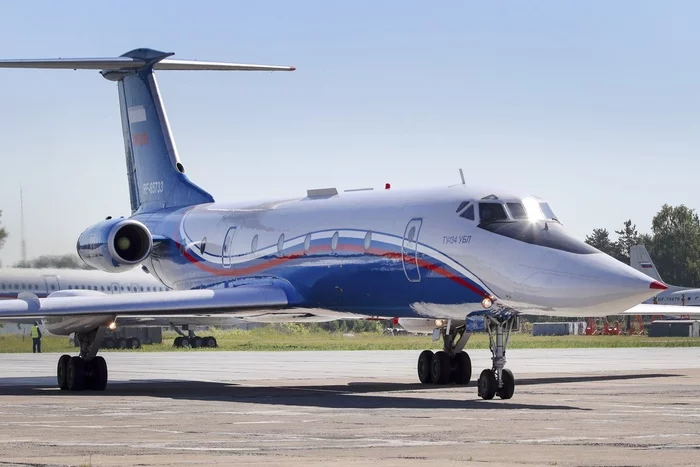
left=458, top=168, right=466, bottom=185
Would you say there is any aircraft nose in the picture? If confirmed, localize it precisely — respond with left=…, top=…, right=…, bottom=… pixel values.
left=516, top=251, right=667, bottom=316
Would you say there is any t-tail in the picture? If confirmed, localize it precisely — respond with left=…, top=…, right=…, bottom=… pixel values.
left=0, top=48, right=295, bottom=214
left=629, top=244, right=664, bottom=283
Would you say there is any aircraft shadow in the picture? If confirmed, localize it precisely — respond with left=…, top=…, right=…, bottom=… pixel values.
left=0, top=373, right=679, bottom=411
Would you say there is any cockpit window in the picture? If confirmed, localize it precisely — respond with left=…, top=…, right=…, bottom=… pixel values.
left=479, top=203, right=508, bottom=223
left=456, top=201, right=469, bottom=213
left=506, top=202, right=528, bottom=219
left=460, top=204, right=475, bottom=220
left=539, top=202, right=558, bottom=221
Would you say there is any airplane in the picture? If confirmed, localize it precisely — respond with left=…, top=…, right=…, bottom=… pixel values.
left=0, top=265, right=168, bottom=299
left=0, top=47, right=689, bottom=401
left=630, top=244, right=700, bottom=308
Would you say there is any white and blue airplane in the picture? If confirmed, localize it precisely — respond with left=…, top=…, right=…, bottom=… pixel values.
left=630, top=244, right=700, bottom=308
left=0, top=48, right=687, bottom=400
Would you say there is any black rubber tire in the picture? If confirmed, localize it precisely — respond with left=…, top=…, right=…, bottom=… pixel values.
left=173, top=336, right=183, bottom=348
left=191, top=337, right=203, bottom=348
left=497, top=369, right=515, bottom=400
left=67, top=356, right=85, bottom=391
left=128, top=338, right=141, bottom=349
left=86, top=356, right=108, bottom=391
left=452, top=352, right=472, bottom=385
left=204, top=336, right=217, bottom=348
left=103, top=338, right=115, bottom=349
left=430, top=351, right=451, bottom=385
left=417, top=350, right=434, bottom=384
left=117, top=338, right=128, bottom=349
left=478, top=369, right=497, bottom=400
left=57, top=354, right=71, bottom=390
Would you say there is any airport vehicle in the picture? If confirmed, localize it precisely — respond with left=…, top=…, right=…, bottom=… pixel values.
left=0, top=48, right=687, bottom=400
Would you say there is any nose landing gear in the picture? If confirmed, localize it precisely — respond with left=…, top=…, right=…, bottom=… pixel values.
left=475, top=311, right=518, bottom=400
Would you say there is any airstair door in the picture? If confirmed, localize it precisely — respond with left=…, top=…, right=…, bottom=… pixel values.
left=401, top=218, right=423, bottom=283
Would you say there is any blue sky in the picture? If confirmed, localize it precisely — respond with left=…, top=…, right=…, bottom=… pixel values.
left=0, top=1, right=698, bottom=266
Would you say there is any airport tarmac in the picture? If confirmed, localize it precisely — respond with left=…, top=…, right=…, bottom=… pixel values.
left=1, top=348, right=700, bottom=466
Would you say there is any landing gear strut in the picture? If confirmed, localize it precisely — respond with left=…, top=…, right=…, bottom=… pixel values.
left=57, top=327, right=108, bottom=391
left=417, top=321, right=472, bottom=385
left=171, top=324, right=218, bottom=349
left=477, top=311, right=517, bottom=400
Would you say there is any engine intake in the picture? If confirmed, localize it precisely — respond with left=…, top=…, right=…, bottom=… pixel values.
left=77, top=218, right=153, bottom=272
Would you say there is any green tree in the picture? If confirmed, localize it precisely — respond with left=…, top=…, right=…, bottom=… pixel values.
left=648, top=204, right=700, bottom=287
left=14, top=254, right=94, bottom=270
left=614, top=219, right=641, bottom=264
left=584, top=228, right=619, bottom=258
left=0, top=210, right=7, bottom=252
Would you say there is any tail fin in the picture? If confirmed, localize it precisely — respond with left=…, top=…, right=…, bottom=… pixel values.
left=629, top=244, right=664, bottom=283
left=0, top=48, right=295, bottom=214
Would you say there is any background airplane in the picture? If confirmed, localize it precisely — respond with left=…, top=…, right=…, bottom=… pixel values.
left=0, top=48, right=689, bottom=401
left=630, top=244, right=700, bottom=308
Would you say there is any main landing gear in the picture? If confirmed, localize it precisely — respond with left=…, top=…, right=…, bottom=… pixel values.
left=417, top=322, right=472, bottom=386
left=171, top=324, right=218, bottom=348
left=57, top=327, right=108, bottom=391
left=476, top=311, right=517, bottom=400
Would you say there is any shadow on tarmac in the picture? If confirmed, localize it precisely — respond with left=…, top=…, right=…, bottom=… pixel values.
left=0, top=372, right=680, bottom=411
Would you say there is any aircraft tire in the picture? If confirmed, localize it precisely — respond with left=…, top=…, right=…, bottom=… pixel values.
left=174, top=337, right=183, bottom=348
left=430, top=351, right=451, bottom=385
left=417, top=350, right=434, bottom=384
left=67, top=356, right=85, bottom=391
left=477, top=369, right=496, bottom=400
left=57, top=354, right=71, bottom=390
left=497, top=369, right=515, bottom=400
left=87, top=356, right=108, bottom=391
left=452, top=351, right=472, bottom=385
left=204, top=336, right=217, bottom=348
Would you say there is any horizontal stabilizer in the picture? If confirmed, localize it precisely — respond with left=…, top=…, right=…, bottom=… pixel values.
left=0, top=56, right=295, bottom=72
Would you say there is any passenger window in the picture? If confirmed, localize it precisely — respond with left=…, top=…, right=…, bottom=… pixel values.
left=506, top=202, right=528, bottom=219
left=478, top=203, right=508, bottom=223
left=459, top=204, right=474, bottom=221
left=251, top=234, right=258, bottom=253
left=1, top=284, right=5, bottom=290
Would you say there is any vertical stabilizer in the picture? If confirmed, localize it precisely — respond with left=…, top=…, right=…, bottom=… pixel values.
left=0, top=48, right=295, bottom=214
left=102, top=49, right=214, bottom=214
left=629, top=244, right=664, bottom=283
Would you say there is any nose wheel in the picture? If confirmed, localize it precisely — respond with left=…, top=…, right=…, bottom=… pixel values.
left=476, top=311, right=518, bottom=400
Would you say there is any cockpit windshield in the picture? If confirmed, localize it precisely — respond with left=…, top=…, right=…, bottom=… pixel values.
left=522, top=197, right=559, bottom=222
left=478, top=203, right=508, bottom=223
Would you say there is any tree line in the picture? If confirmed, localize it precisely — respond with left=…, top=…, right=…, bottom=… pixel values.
left=585, top=204, right=700, bottom=288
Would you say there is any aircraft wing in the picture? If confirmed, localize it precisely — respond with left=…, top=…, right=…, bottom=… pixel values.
left=0, top=286, right=288, bottom=320
left=621, top=303, right=700, bottom=315
left=0, top=285, right=370, bottom=328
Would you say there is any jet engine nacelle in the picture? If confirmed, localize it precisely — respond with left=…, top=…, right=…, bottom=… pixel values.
left=77, top=218, right=153, bottom=272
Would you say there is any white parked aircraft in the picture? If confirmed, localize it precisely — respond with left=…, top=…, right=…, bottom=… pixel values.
left=0, top=48, right=689, bottom=400
left=630, top=244, right=700, bottom=308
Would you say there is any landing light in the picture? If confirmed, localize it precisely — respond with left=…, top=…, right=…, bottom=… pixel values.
left=108, top=321, right=117, bottom=330
left=481, top=297, right=493, bottom=309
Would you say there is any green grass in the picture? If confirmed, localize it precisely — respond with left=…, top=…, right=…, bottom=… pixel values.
left=3, top=327, right=700, bottom=353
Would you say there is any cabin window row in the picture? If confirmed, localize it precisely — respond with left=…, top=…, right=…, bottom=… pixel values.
left=0, top=283, right=167, bottom=292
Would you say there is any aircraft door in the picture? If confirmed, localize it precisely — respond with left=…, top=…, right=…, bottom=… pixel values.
left=42, top=275, right=60, bottom=295
left=110, top=283, right=120, bottom=294
left=401, top=218, right=423, bottom=282
left=222, top=227, right=237, bottom=268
